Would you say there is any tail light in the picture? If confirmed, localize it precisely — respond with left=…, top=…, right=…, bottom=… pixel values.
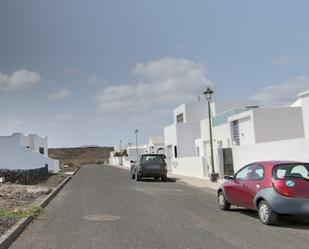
left=273, top=180, right=294, bottom=197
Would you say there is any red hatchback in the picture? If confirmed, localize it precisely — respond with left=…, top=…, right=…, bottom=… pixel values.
left=218, top=161, right=309, bottom=225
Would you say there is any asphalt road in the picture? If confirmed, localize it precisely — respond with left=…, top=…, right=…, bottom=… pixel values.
left=10, top=165, right=309, bottom=249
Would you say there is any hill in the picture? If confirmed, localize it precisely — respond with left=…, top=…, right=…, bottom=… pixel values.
left=48, top=146, right=113, bottom=167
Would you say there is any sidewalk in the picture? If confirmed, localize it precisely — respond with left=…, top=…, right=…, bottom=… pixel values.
left=168, top=172, right=222, bottom=192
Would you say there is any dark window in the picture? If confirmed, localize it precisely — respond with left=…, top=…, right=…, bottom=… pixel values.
left=141, top=155, right=165, bottom=164
left=174, top=146, right=178, bottom=158
left=39, top=147, right=44, bottom=155
left=232, top=120, right=240, bottom=146
left=176, top=113, right=184, bottom=123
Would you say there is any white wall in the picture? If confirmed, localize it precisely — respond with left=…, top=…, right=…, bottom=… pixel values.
left=171, top=156, right=208, bottom=178
left=253, top=107, right=304, bottom=143
left=232, top=137, right=309, bottom=172
left=176, top=123, right=201, bottom=158
left=0, top=136, right=59, bottom=173
left=164, top=124, right=178, bottom=146
left=127, top=146, right=147, bottom=161
left=298, top=91, right=309, bottom=138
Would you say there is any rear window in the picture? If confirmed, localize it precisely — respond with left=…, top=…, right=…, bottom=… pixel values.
left=141, top=155, right=165, bottom=164
left=273, top=163, right=309, bottom=179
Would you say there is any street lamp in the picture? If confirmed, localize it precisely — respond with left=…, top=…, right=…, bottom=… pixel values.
left=135, top=129, right=138, bottom=159
left=203, top=87, right=218, bottom=182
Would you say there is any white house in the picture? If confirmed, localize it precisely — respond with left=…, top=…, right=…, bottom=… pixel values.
left=196, top=106, right=305, bottom=177
left=0, top=133, right=59, bottom=173
left=145, top=136, right=165, bottom=154
left=231, top=91, right=309, bottom=172
left=164, top=99, right=258, bottom=178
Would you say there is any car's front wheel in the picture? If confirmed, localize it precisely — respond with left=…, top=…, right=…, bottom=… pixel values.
left=218, top=191, right=231, bottom=211
left=258, top=200, right=277, bottom=225
left=161, top=175, right=167, bottom=182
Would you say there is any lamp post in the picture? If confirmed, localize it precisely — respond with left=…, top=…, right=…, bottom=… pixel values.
left=203, top=87, right=218, bottom=182
left=135, top=129, right=138, bottom=158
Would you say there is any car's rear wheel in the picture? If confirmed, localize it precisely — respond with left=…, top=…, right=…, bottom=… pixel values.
left=161, top=175, right=167, bottom=182
left=154, top=176, right=160, bottom=180
left=258, top=200, right=277, bottom=225
left=218, top=191, right=231, bottom=211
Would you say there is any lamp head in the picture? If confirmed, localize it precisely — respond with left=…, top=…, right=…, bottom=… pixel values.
left=203, top=87, right=214, bottom=101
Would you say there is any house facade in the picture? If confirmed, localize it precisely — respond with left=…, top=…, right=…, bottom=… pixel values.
left=0, top=133, right=59, bottom=173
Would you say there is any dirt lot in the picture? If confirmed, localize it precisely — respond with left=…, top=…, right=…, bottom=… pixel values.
left=0, top=174, right=68, bottom=237
left=49, top=146, right=113, bottom=170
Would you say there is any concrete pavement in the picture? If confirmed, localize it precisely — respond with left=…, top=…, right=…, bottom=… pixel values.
left=10, top=165, right=309, bottom=249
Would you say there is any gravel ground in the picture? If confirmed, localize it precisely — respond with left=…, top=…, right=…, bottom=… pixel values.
left=0, top=174, right=67, bottom=237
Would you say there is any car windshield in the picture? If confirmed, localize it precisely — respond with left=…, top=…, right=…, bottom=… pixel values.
left=273, top=163, right=309, bottom=180
left=141, top=155, right=165, bottom=164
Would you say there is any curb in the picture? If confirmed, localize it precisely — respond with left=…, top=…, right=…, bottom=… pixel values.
left=0, top=175, right=73, bottom=249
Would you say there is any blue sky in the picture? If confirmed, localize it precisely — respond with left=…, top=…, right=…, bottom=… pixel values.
left=1, top=0, right=309, bottom=147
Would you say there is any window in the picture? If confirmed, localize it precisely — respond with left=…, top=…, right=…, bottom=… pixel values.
left=274, top=163, right=309, bottom=179
left=232, top=120, right=240, bottom=146
left=176, top=113, right=184, bottom=123
left=141, top=155, right=165, bottom=164
left=235, top=164, right=255, bottom=180
left=174, top=146, right=178, bottom=158
left=251, top=164, right=264, bottom=180
left=39, top=147, right=44, bottom=155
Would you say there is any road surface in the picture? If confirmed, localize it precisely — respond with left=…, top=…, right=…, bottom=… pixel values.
left=10, top=165, right=309, bottom=249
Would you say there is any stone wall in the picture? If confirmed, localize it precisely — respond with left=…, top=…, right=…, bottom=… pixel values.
left=0, top=165, right=49, bottom=185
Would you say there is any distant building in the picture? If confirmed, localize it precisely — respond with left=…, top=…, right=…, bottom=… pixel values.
left=0, top=133, right=59, bottom=173
left=146, top=136, right=165, bottom=154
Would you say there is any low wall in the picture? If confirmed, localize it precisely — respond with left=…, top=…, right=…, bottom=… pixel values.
left=232, top=138, right=309, bottom=172
left=171, top=156, right=208, bottom=178
left=0, top=165, right=49, bottom=185
left=0, top=141, right=59, bottom=173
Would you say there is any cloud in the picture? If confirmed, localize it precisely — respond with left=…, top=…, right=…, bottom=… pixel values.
left=48, top=113, right=72, bottom=126
left=96, top=57, right=212, bottom=118
left=0, top=70, right=41, bottom=91
left=49, top=89, right=72, bottom=100
left=250, top=76, right=309, bottom=106
left=272, top=55, right=289, bottom=65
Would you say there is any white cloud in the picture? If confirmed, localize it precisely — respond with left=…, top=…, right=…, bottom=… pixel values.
left=96, top=57, right=212, bottom=118
left=87, top=76, right=99, bottom=84
left=48, top=113, right=72, bottom=126
left=49, top=89, right=72, bottom=100
left=250, top=76, right=309, bottom=106
left=0, top=70, right=41, bottom=91
left=272, top=55, right=289, bottom=65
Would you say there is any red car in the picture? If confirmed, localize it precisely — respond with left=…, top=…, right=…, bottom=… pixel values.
left=218, top=161, right=309, bottom=225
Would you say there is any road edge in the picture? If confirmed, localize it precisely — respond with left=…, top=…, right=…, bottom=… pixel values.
left=0, top=169, right=78, bottom=249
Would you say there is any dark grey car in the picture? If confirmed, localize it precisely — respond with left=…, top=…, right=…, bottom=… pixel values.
left=130, top=154, right=167, bottom=181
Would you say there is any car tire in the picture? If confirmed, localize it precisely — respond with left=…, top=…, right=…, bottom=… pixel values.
left=258, top=200, right=278, bottom=225
left=161, top=175, right=167, bottom=182
left=217, top=191, right=231, bottom=211
left=154, top=176, right=159, bottom=180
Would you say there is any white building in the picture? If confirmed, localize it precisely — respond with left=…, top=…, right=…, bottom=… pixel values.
left=196, top=106, right=305, bottom=177
left=0, top=133, right=59, bottom=173
left=231, top=91, right=309, bottom=172
left=164, top=99, right=258, bottom=178
left=145, top=136, right=165, bottom=154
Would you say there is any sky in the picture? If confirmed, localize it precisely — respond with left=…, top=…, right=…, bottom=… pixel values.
left=1, top=0, right=309, bottom=148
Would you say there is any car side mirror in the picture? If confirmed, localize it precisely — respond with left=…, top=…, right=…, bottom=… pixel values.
left=224, top=175, right=234, bottom=180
